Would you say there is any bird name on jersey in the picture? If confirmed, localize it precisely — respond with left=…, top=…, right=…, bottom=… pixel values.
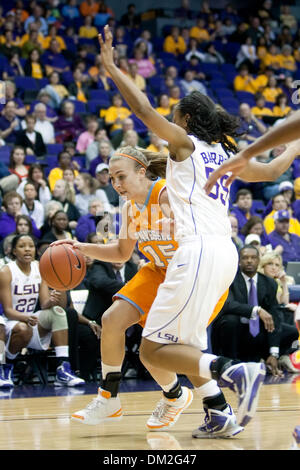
left=200, top=151, right=229, bottom=166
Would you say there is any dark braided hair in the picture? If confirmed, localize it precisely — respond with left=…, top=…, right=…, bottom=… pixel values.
left=176, top=91, right=240, bottom=154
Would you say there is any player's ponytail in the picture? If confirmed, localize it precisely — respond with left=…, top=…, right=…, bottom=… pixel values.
left=176, top=91, right=240, bottom=155
left=111, top=146, right=167, bottom=179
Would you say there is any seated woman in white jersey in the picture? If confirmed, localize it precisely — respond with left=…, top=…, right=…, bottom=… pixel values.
left=0, top=234, right=85, bottom=387
left=94, top=26, right=300, bottom=433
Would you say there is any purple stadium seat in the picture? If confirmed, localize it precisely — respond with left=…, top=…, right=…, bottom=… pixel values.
left=15, top=76, right=38, bottom=90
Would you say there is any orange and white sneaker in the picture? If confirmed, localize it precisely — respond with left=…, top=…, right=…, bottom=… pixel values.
left=71, top=388, right=123, bottom=425
left=147, top=386, right=193, bottom=431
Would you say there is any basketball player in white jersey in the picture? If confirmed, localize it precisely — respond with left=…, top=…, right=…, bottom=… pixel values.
left=0, top=234, right=85, bottom=387
left=95, top=26, right=300, bottom=433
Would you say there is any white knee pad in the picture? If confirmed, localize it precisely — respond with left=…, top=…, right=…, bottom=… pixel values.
left=38, top=306, right=68, bottom=332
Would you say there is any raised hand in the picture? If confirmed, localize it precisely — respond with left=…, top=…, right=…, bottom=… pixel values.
left=204, top=151, right=249, bottom=194
left=98, top=25, right=115, bottom=70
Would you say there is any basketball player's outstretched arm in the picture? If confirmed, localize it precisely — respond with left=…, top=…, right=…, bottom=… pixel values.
left=98, top=26, right=194, bottom=161
left=204, top=111, right=300, bottom=192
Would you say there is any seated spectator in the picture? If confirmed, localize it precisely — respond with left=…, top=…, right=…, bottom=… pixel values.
left=0, top=81, right=26, bottom=118
left=272, top=93, right=292, bottom=118
left=68, top=68, right=90, bottom=104
left=120, top=3, right=140, bottom=30
left=14, top=214, right=35, bottom=238
left=80, top=0, right=100, bottom=17
left=39, top=200, right=63, bottom=238
left=113, top=25, right=132, bottom=58
left=280, top=5, right=297, bottom=31
left=89, top=140, right=112, bottom=177
left=128, top=45, right=156, bottom=79
left=48, top=150, right=80, bottom=192
left=262, top=76, right=283, bottom=103
left=180, top=70, right=207, bottom=96
left=236, top=36, right=258, bottom=70
left=241, top=215, right=271, bottom=251
left=128, top=62, right=146, bottom=91
left=261, top=43, right=281, bottom=73
left=104, top=94, right=132, bottom=135
left=8, top=146, right=29, bottom=183
left=75, top=198, right=110, bottom=242
left=24, top=48, right=46, bottom=79
left=263, top=192, right=300, bottom=236
left=233, top=64, right=257, bottom=94
left=268, top=210, right=300, bottom=265
left=21, top=27, right=44, bottom=59
left=85, top=128, right=111, bottom=167
left=43, top=24, right=66, bottom=51
left=147, top=132, right=169, bottom=155
left=41, top=209, right=72, bottom=243
left=51, top=178, right=80, bottom=231
left=75, top=172, right=110, bottom=216
left=277, top=44, right=297, bottom=74
left=88, top=58, right=115, bottom=91
left=0, top=29, right=20, bottom=58
left=134, top=30, right=153, bottom=57
left=163, top=26, right=187, bottom=57
left=251, top=93, right=273, bottom=119
left=110, top=117, right=146, bottom=150
left=238, top=103, right=267, bottom=144
left=61, top=0, right=80, bottom=20
left=230, top=188, right=261, bottom=234
left=155, top=94, right=172, bottom=119
left=279, top=181, right=296, bottom=209
left=2, top=52, right=25, bottom=81
left=17, top=114, right=46, bottom=157
left=211, top=245, right=299, bottom=375
left=0, top=234, right=14, bottom=267
left=189, top=17, right=211, bottom=44
left=33, top=103, right=55, bottom=144
left=21, top=181, right=44, bottom=229
left=184, top=38, right=205, bottom=62
left=42, top=39, right=70, bottom=75
left=79, top=14, right=98, bottom=39
left=0, top=101, right=22, bottom=145
left=202, top=42, right=225, bottom=64
left=17, top=163, right=52, bottom=206
left=120, top=129, right=139, bottom=148
left=24, top=4, right=48, bottom=36
left=95, top=163, right=119, bottom=209
left=229, top=214, right=244, bottom=252
left=44, top=72, right=70, bottom=110
left=30, top=90, right=58, bottom=122
left=168, top=85, right=181, bottom=110
left=262, top=145, right=294, bottom=200
left=0, top=191, right=40, bottom=241
left=76, top=115, right=99, bottom=155
left=259, top=251, right=295, bottom=305
left=244, top=233, right=266, bottom=256
left=54, top=101, right=85, bottom=144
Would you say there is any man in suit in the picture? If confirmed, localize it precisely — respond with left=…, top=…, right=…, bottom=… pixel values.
left=211, top=245, right=299, bottom=375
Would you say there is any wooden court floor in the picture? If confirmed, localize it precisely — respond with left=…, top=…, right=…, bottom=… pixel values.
left=0, top=379, right=299, bottom=451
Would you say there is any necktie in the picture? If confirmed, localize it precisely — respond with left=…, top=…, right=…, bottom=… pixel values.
left=115, top=270, right=122, bottom=282
left=248, top=278, right=260, bottom=337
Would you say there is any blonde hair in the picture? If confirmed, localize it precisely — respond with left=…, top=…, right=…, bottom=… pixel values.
left=110, top=145, right=168, bottom=179
left=258, top=251, right=283, bottom=273
left=55, top=178, right=76, bottom=204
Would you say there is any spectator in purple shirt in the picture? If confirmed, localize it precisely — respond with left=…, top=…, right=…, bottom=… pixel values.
left=0, top=100, right=22, bottom=145
left=54, top=100, right=85, bottom=143
left=268, top=210, right=300, bottom=265
left=230, top=188, right=263, bottom=234
left=0, top=191, right=40, bottom=241
left=238, top=103, right=267, bottom=144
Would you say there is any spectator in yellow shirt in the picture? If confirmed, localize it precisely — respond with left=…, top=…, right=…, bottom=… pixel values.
left=163, top=26, right=187, bottom=56
left=261, top=44, right=281, bottom=72
left=79, top=15, right=98, bottom=39
left=233, top=65, right=257, bottom=94
left=262, top=76, right=283, bottom=103
left=277, top=44, right=297, bottom=72
left=43, top=24, right=66, bottom=50
left=128, top=62, right=146, bottom=91
left=168, top=85, right=181, bottom=109
left=264, top=192, right=300, bottom=236
left=104, top=94, right=132, bottom=134
left=48, top=150, right=79, bottom=192
left=189, top=18, right=210, bottom=44
left=155, top=94, right=172, bottom=119
left=251, top=93, right=273, bottom=118
left=272, top=93, right=292, bottom=118
left=147, top=132, right=169, bottom=155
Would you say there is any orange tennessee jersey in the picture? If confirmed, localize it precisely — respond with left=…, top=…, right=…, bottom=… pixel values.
left=128, top=179, right=178, bottom=268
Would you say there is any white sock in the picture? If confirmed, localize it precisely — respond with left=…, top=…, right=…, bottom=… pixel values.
left=55, top=346, right=69, bottom=358
left=160, top=376, right=178, bottom=393
left=0, top=340, right=5, bottom=364
left=194, top=380, right=220, bottom=400
left=101, top=362, right=122, bottom=380
left=199, top=353, right=217, bottom=380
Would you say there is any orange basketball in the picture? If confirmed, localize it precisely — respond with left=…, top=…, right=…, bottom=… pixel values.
left=39, top=244, right=86, bottom=291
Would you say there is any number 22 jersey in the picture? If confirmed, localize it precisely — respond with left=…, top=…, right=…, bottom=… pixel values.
left=7, top=260, right=41, bottom=316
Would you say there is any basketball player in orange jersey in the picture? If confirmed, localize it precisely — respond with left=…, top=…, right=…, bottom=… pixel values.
left=54, top=138, right=300, bottom=436
left=0, top=234, right=85, bottom=387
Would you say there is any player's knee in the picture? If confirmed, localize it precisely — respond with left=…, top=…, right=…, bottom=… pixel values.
left=139, top=338, right=152, bottom=363
left=102, top=308, right=129, bottom=333
left=39, top=307, right=68, bottom=332
left=13, top=322, right=32, bottom=342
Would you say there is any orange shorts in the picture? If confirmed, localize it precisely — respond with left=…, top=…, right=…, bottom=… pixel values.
left=113, top=262, right=228, bottom=329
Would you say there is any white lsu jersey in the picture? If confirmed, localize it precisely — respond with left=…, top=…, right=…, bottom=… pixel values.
left=166, top=134, right=232, bottom=239
left=7, top=260, right=41, bottom=317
